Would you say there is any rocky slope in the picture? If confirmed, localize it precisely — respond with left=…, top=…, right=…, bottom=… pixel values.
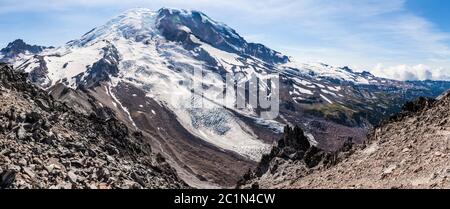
left=239, top=92, right=450, bottom=189
left=236, top=125, right=353, bottom=188
left=0, top=63, right=188, bottom=189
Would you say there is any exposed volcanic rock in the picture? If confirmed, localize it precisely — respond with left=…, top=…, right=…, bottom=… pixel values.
left=157, top=8, right=289, bottom=64
left=386, top=97, right=436, bottom=123
left=237, top=125, right=353, bottom=188
left=0, top=64, right=188, bottom=189
left=240, top=93, right=450, bottom=189
left=0, top=39, right=51, bottom=62
left=72, top=43, right=120, bottom=88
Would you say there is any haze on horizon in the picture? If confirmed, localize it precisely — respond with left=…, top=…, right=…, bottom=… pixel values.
left=0, top=0, right=449, bottom=81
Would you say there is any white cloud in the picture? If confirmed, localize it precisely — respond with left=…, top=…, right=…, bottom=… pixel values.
left=372, top=63, right=450, bottom=81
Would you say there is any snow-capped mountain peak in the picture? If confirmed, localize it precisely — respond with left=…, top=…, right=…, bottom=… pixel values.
left=68, top=7, right=289, bottom=64
left=67, top=7, right=240, bottom=47
left=157, top=7, right=289, bottom=64
left=69, top=8, right=159, bottom=47
left=157, top=7, right=242, bottom=41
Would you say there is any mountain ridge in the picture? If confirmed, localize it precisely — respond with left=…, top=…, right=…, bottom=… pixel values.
left=240, top=92, right=450, bottom=189
left=0, top=39, right=52, bottom=63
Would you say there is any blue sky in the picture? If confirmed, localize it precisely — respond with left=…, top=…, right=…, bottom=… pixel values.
left=0, top=0, right=449, bottom=80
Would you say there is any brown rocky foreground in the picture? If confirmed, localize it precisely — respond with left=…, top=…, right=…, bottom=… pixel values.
left=0, top=64, right=188, bottom=189
left=239, top=92, right=450, bottom=189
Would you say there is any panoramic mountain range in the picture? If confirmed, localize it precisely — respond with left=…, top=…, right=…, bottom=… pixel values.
left=1, top=8, right=449, bottom=188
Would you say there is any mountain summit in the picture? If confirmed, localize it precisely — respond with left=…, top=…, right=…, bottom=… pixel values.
left=70, top=8, right=289, bottom=64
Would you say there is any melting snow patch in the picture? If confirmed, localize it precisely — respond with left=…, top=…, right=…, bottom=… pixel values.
left=292, top=77, right=312, bottom=86
left=253, top=117, right=284, bottom=134
left=293, top=97, right=305, bottom=103
left=305, top=133, right=318, bottom=146
left=328, top=86, right=341, bottom=91
left=321, top=89, right=337, bottom=96
left=293, top=85, right=313, bottom=95
left=320, top=94, right=333, bottom=104
left=315, top=83, right=325, bottom=89
left=107, top=85, right=137, bottom=128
